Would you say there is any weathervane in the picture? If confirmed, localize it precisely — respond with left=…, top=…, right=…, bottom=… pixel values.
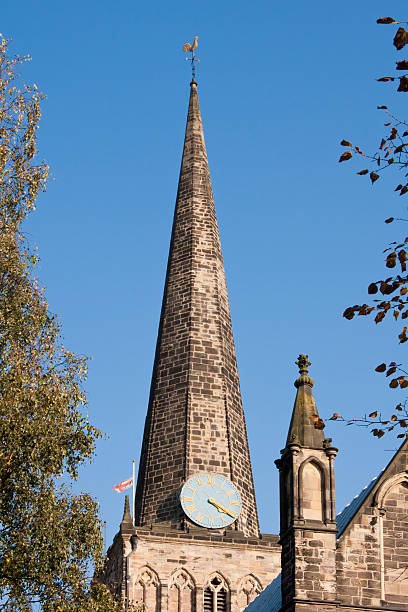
left=182, top=36, right=199, bottom=82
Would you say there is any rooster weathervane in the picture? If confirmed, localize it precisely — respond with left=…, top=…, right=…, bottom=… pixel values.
left=182, top=36, right=199, bottom=82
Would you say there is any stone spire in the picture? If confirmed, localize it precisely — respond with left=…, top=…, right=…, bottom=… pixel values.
left=134, top=81, right=259, bottom=537
left=286, top=354, right=325, bottom=448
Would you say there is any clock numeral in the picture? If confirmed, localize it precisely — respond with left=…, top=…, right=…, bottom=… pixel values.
left=187, top=486, right=197, bottom=493
left=230, top=500, right=240, bottom=506
left=207, top=475, right=215, bottom=486
left=195, top=511, right=205, bottom=523
left=183, top=496, right=193, bottom=502
left=186, top=504, right=197, bottom=513
left=208, top=517, right=215, bottom=527
left=221, top=516, right=228, bottom=525
left=196, top=476, right=203, bottom=486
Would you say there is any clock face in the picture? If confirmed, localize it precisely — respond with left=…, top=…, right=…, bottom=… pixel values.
left=180, top=472, right=242, bottom=529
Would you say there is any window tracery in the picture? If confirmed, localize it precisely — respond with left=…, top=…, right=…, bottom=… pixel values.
left=204, top=573, right=229, bottom=612
left=132, top=565, right=160, bottom=611
left=169, top=569, right=195, bottom=612
left=237, top=575, right=262, bottom=608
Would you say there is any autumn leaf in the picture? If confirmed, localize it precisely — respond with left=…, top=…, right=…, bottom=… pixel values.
left=329, top=413, right=341, bottom=420
left=377, top=17, right=396, bottom=24
left=377, top=77, right=395, bottom=82
left=394, top=27, right=408, bottom=50
left=386, top=252, right=397, bottom=268
left=358, top=169, right=369, bottom=175
left=312, top=417, right=325, bottom=430
left=375, top=311, right=386, bottom=324
left=375, top=363, right=387, bottom=372
left=369, top=411, right=378, bottom=418
left=370, top=172, right=380, bottom=183
left=340, top=140, right=352, bottom=147
left=343, top=307, right=355, bottom=320
left=397, top=60, right=408, bottom=70
left=398, top=76, right=408, bottom=92
left=385, top=217, right=395, bottom=223
left=377, top=105, right=388, bottom=110
left=387, top=366, right=397, bottom=376
left=380, top=282, right=394, bottom=295
left=368, top=282, right=378, bottom=294
left=339, top=151, right=352, bottom=162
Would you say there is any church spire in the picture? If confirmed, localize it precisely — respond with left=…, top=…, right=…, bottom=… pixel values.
left=286, top=354, right=325, bottom=448
left=134, top=81, right=259, bottom=537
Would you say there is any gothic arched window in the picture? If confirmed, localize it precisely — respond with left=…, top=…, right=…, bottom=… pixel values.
left=299, top=459, right=325, bottom=521
left=132, top=565, right=160, bottom=612
left=169, top=568, right=196, bottom=612
left=204, top=574, right=229, bottom=612
left=237, top=575, right=262, bottom=609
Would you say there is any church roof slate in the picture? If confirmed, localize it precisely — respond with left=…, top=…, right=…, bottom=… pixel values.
left=245, top=573, right=281, bottom=612
left=336, top=468, right=385, bottom=538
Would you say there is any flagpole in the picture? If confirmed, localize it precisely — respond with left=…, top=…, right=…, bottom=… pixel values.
left=132, top=460, right=135, bottom=526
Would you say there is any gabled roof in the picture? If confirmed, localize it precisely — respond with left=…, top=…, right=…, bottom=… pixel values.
left=336, top=438, right=408, bottom=538
left=336, top=469, right=384, bottom=538
left=244, top=573, right=281, bottom=612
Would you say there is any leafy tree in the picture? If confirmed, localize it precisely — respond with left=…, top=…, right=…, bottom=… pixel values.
left=0, top=36, right=122, bottom=610
left=334, top=17, right=408, bottom=439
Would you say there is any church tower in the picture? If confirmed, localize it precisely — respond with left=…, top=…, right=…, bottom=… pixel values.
left=105, top=79, right=281, bottom=610
left=276, top=355, right=338, bottom=611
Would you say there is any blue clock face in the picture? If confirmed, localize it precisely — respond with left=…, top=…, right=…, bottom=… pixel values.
left=180, top=472, right=242, bottom=529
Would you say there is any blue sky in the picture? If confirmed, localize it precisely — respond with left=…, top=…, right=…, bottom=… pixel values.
left=3, top=0, right=408, bottom=543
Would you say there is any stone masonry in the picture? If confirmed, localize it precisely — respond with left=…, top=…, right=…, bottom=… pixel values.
left=134, top=80, right=259, bottom=538
left=105, top=502, right=281, bottom=612
left=105, top=71, right=408, bottom=612
left=104, top=78, right=281, bottom=611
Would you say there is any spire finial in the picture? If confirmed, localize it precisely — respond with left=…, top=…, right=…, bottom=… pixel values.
left=294, top=354, right=314, bottom=388
left=296, top=354, right=311, bottom=375
left=182, top=35, right=199, bottom=83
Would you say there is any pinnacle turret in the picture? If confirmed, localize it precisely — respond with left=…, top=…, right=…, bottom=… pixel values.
left=120, top=495, right=134, bottom=533
left=286, top=354, right=325, bottom=448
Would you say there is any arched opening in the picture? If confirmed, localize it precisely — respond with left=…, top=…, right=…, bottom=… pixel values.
left=237, top=575, right=262, bottom=609
left=299, top=460, right=324, bottom=521
left=382, top=479, right=408, bottom=600
left=204, top=574, right=229, bottom=612
left=169, top=569, right=196, bottom=612
left=132, top=566, right=160, bottom=612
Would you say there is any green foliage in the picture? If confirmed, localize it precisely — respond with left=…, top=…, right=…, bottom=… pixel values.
left=0, top=36, right=119, bottom=610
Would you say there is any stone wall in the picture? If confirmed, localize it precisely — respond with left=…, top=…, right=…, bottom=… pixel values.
left=106, top=527, right=280, bottom=612
left=336, top=445, right=408, bottom=610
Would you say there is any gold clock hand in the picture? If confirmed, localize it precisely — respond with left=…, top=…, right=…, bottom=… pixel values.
left=208, top=497, right=236, bottom=519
